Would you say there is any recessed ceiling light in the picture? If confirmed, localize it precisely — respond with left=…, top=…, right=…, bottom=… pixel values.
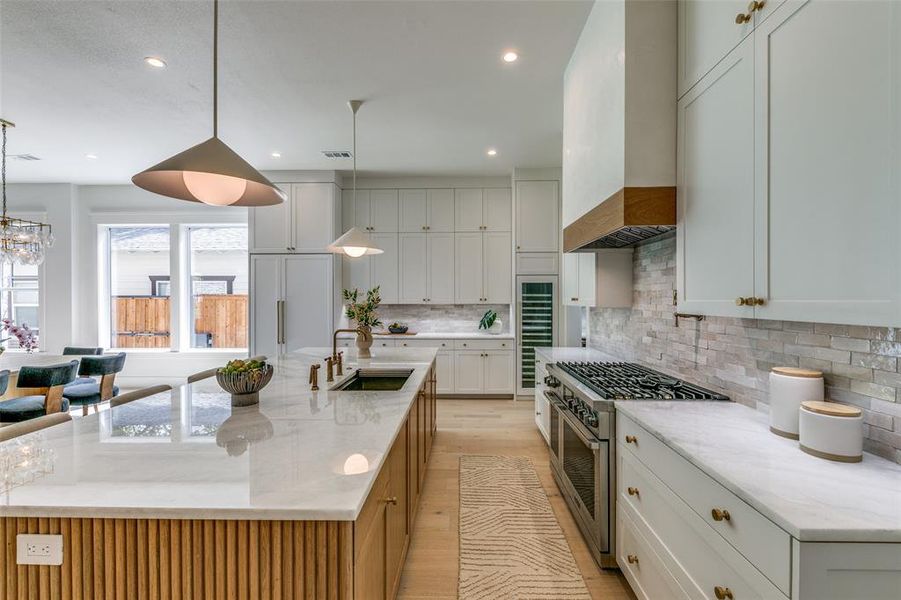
left=271, top=151, right=281, bottom=158
left=502, top=51, right=518, bottom=63
left=144, top=56, right=167, bottom=69
left=487, top=148, right=498, bottom=157
left=85, top=153, right=98, bottom=160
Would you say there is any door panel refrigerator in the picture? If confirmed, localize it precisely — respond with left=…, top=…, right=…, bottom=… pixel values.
left=516, top=275, right=559, bottom=396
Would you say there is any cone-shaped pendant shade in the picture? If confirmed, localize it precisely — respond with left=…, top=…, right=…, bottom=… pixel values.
left=132, top=136, right=285, bottom=206
left=327, top=227, right=384, bottom=257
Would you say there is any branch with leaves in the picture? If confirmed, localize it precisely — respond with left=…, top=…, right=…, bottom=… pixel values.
left=343, top=286, right=383, bottom=328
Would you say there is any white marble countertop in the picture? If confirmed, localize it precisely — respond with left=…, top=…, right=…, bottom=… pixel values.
left=0, top=347, right=437, bottom=521
left=615, top=401, right=901, bottom=543
left=337, top=331, right=514, bottom=340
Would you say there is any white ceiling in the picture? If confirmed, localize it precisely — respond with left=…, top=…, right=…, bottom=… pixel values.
left=0, top=0, right=592, bottom=184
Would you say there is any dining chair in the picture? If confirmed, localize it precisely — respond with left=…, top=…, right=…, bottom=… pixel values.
left=0, top=412, right=71, bottom=443
left=63, top=347, right=105, bottom=386
left=62, top=353, right=127, bottom=416
left=0, top=361, right=78, bottom=423
left=109, top=384, right=172, bottom=408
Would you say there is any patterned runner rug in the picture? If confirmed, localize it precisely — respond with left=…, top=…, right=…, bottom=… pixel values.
left=459, top=455, right=592, bottom=599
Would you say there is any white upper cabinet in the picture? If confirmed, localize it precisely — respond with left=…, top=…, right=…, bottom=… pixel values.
left=455, top=189, right=484, bottom=232
left=427, top=189, right=455, bottom=232
left=399, top=190, right=428, bottom=232
left=677, top=36, right=755, bottom=318
left=369, top=233, right=399, bottom=303
left=454, top=232, right=483, bottom=303
left=398, top=233, right=428, bottom=303
left=250, top=183, right=339, bottom=253
left=515, top=180, right=559, bottom=252
left=563, top=253, right=596, bottom=307
left=369, top=190, right=398, bottom=233
left=428, top=233, right=455, bottom=303
left=752, top=0, right=900, bottom=326
left=483, top=188, right=512, bottom=232
left=352, top=189, right=372, bottom=231
left=483, top=232, right=512, bottom=304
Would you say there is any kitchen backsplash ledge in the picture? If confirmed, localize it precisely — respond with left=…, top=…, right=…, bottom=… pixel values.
left=588, top=234, right=901, bottom=464
left=364, top=304, right=511, bottom=334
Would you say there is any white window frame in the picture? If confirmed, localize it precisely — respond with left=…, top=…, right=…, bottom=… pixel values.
left=0, top=211, right=48, bottom=352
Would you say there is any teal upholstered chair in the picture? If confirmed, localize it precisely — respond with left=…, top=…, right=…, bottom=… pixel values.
left=62, top=353, right=126, bottom=415
left=63, top=346, right=105, bottom=386
left=0, top=361, right=78, bottom=423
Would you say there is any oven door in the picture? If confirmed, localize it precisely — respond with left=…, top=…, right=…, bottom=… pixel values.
left=545, top=390, right=563, bottom=468
left=558, top=403, right=609, bottom=556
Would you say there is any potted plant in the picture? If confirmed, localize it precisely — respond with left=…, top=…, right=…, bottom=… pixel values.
left=478, top=309, right=503, bottom=335
left=343, top=286, right=382, bottom=357
left=1, top=319, right=38, bottom=353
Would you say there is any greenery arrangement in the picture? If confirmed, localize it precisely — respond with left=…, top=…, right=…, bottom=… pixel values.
left=343, top=286, right=383, bottom=329
left=219, top=358, right=267, bottom=375
left=478, top=309, right=498, bottom=330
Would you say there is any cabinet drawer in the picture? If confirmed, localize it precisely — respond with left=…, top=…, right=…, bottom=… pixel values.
left=373, top=339, right=397, bottom=348
left=618, top=413, right=791, bottom=594
left=516, top=252, right=558, bottom=275
left=453, top=339, right=512, bottom=350
left=618, top=505, right=691, bottom=600
left=395, top=338, right=452, bottom=349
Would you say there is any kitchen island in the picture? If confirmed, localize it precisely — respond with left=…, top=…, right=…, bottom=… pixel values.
left=0, top=347, right=438, bottom=599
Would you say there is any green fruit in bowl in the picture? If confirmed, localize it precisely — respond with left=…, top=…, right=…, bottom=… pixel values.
left=220, top=359, right=268, bottom=375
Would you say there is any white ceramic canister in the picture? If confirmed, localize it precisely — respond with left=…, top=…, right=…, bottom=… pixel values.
left=798, top=401, right=863, bottom=463
left=768, top=367, right=824, bottom=439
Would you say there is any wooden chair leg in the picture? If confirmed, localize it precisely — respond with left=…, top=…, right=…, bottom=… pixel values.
left=82, top=405, right=88, bottom=417
left=92, top=404, right=99, bottom=414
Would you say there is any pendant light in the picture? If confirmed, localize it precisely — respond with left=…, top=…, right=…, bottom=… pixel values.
left=132, top=0, right=284, bottom=207
left=0, top=119, right=54, bottom=266
left=327, top=100, right=383, bottom=257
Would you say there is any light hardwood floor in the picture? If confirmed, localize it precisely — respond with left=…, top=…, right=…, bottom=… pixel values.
left=397, top=398, right=636, bottom=600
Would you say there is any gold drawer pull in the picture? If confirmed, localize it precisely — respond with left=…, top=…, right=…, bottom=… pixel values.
left=714, top=586, right=734, bottom=599
left=385, top=496, right=398, bottom=506
left=711, top=508, right=731, bottom=522
left=625, top=435, right=638, bottom=444
left=735, top=11, right=751, bottom=24
left=627, top=487, right=640, bottom=497
left=626, top=554, right=639, bottom=565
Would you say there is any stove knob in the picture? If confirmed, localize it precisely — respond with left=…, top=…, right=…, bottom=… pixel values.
left=587, top=414, right=599, bottom=428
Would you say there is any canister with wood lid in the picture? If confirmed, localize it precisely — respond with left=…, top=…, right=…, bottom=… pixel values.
left=798, top=401, right=863, bottom=463
left=768, top=367, right=824, bottom=439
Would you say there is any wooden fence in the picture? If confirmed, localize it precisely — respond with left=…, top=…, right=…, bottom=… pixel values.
left=113, top=295, right=248, bottom=349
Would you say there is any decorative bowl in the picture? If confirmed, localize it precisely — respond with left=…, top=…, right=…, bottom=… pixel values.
left=388, top=324, right=409, bottom=334
left=216, top=364, right=274, bottom=407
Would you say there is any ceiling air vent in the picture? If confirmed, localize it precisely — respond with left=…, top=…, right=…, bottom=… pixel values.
left=321, top=150, right=352, bottom=159
left=9, top=154, right=41, bottom=161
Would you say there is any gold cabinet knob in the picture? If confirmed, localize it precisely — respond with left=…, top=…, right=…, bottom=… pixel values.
left=625, top=435, right=638, bottom=444
left=626, top=554, right=639, bottom=565
left=735, top=12, right=751, bottom=24
left=714, top=586, right=734, bottom=600
left=735, top=297, right=749, bottom=306
left=627, top=487, right=640, bottom=497
left=752, top=297, right=766, bottom=306
left=749, top=0, right=766, bottom=12
left=711, top=508, right=731, bottom=522
left=385, top=496, right=398, bottom=505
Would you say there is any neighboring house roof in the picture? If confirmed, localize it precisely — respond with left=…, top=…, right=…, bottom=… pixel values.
left=110, top=226, right=247, bottom=252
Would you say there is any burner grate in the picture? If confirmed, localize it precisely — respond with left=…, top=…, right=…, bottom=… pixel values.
left=557, top=361, right=728, bottom=401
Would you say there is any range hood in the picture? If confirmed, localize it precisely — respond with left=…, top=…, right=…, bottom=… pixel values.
left=563, top=186, right=676, bottom=252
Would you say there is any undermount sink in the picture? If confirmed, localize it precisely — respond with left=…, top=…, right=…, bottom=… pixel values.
left=332, top=369, right=413, bottom=392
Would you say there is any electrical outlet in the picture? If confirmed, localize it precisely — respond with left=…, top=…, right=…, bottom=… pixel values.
left=16, top=534, right=63, bottom=565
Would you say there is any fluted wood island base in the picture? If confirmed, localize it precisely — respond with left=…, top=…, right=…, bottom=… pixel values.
left=0, top=356, right=437, bottom=600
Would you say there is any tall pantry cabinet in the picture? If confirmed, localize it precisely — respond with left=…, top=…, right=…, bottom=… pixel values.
left=677, top=0, right=901, bottom=327
left=248, top=181, right=343, bottom=357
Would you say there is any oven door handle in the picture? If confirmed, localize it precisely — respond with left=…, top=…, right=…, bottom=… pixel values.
left=545, top=390, right=600, bottom=450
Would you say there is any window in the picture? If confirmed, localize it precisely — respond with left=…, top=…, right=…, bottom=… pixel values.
left=0, top=262, right=40, bottom=350
left=188, top=226, right=248, bottom=349
left=108, top=226, right=170, bottom=349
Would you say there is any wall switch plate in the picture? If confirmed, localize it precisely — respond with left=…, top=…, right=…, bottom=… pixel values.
left=16, top=534, right=63, bottom=565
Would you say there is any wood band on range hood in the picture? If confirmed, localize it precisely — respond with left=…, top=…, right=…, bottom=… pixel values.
left=563, top=186, right=676, bottom=252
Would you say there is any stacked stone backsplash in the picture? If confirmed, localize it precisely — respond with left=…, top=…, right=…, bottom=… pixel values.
left=588, top=234, right=901, bottom=463
left=375, top=304, right=510, bottom=334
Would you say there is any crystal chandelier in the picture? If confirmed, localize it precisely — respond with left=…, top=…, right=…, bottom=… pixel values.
left=0, top=119, right=54, bottom=266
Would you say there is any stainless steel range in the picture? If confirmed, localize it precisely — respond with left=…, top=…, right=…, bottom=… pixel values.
left=543, top=361, right=728, bottom=569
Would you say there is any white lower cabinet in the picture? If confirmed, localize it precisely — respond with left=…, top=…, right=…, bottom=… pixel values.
left=534, top=356, right=550, bottom=443
left=453, top=345, right=514, bottom=395
left=453, top=351, right=484, bottom=394
left=434, top=351, right=454, bottom=395
left=616, top=412, right=901, bottom=600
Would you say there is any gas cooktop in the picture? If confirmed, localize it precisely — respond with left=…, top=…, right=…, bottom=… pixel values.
left=556, top=361, right=729, bottom=401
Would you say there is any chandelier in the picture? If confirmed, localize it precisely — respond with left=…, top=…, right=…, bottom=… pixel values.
left=0, top=119, right=54, bottom=266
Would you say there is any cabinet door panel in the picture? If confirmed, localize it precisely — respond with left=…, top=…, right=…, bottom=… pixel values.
left=435, top=351, right=454, bottom=395
left=515, top=181, right=559, bottom=251
left=283, top=255, right=334, bottom=352
left=369, top=189, right=398, bottom=233
left=676, top=37, right=755, bottom=317
left=455, top=233, right=483, bottom=303
left=344, top=255, right=371, bottom=296
left=399, top=233, right=428, bottom=303
left=484, top=188, right=512, bottom=232
left=427, top=189, right=455, bottom=232
left=753, top=0, right=901, bottom=326
left=399, top=189, right=428, bottom=232
left=563, top=253, right=581, bottom=305
left=454, top=351, right=484, bottom=394
left=483, top=232, right=512, bottom=304
left=454, top=189, right=483, bottom=232
left=370, top=233, right=399, bottom=304
left=249, top=195, right=292, bottom=252
left=483, top=351, right=514, bottom=394
left=578, top=253, right=597, bottom=307
left=353, top=190, right=372, bottom=231
left=385, top=425, right=408, bottom=597
left=427, top=233, right=455, bottom=304
left=341, top=189, right=355, bottom=233
left=678, top=0, right=753, bottom=97
left=354, top=505, right=387, bottom=600
left=292, top=183, right=335, bottom=252
left=250, top=255, right=281, bottom=357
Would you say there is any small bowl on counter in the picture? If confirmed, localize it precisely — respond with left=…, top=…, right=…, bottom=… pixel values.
left=387, top=323, right=409, bottom=334
left=216, top=359, right=274, bottom=407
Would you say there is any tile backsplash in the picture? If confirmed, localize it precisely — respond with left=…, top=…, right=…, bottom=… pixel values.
left=588, top=234, right=901, bottom=464
left=367, top=304, right=511, bottom=334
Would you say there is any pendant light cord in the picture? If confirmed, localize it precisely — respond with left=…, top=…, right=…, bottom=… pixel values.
left=352, top=106, right=357, bottom=207
left=1, top=122, right=7, bottom=219
left=213, top=0, right=218, bottom=138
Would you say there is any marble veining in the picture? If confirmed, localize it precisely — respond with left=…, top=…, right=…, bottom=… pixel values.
left=616, top=401, right=901, bottom=542
left=0, top=347, right=437, bottom=521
